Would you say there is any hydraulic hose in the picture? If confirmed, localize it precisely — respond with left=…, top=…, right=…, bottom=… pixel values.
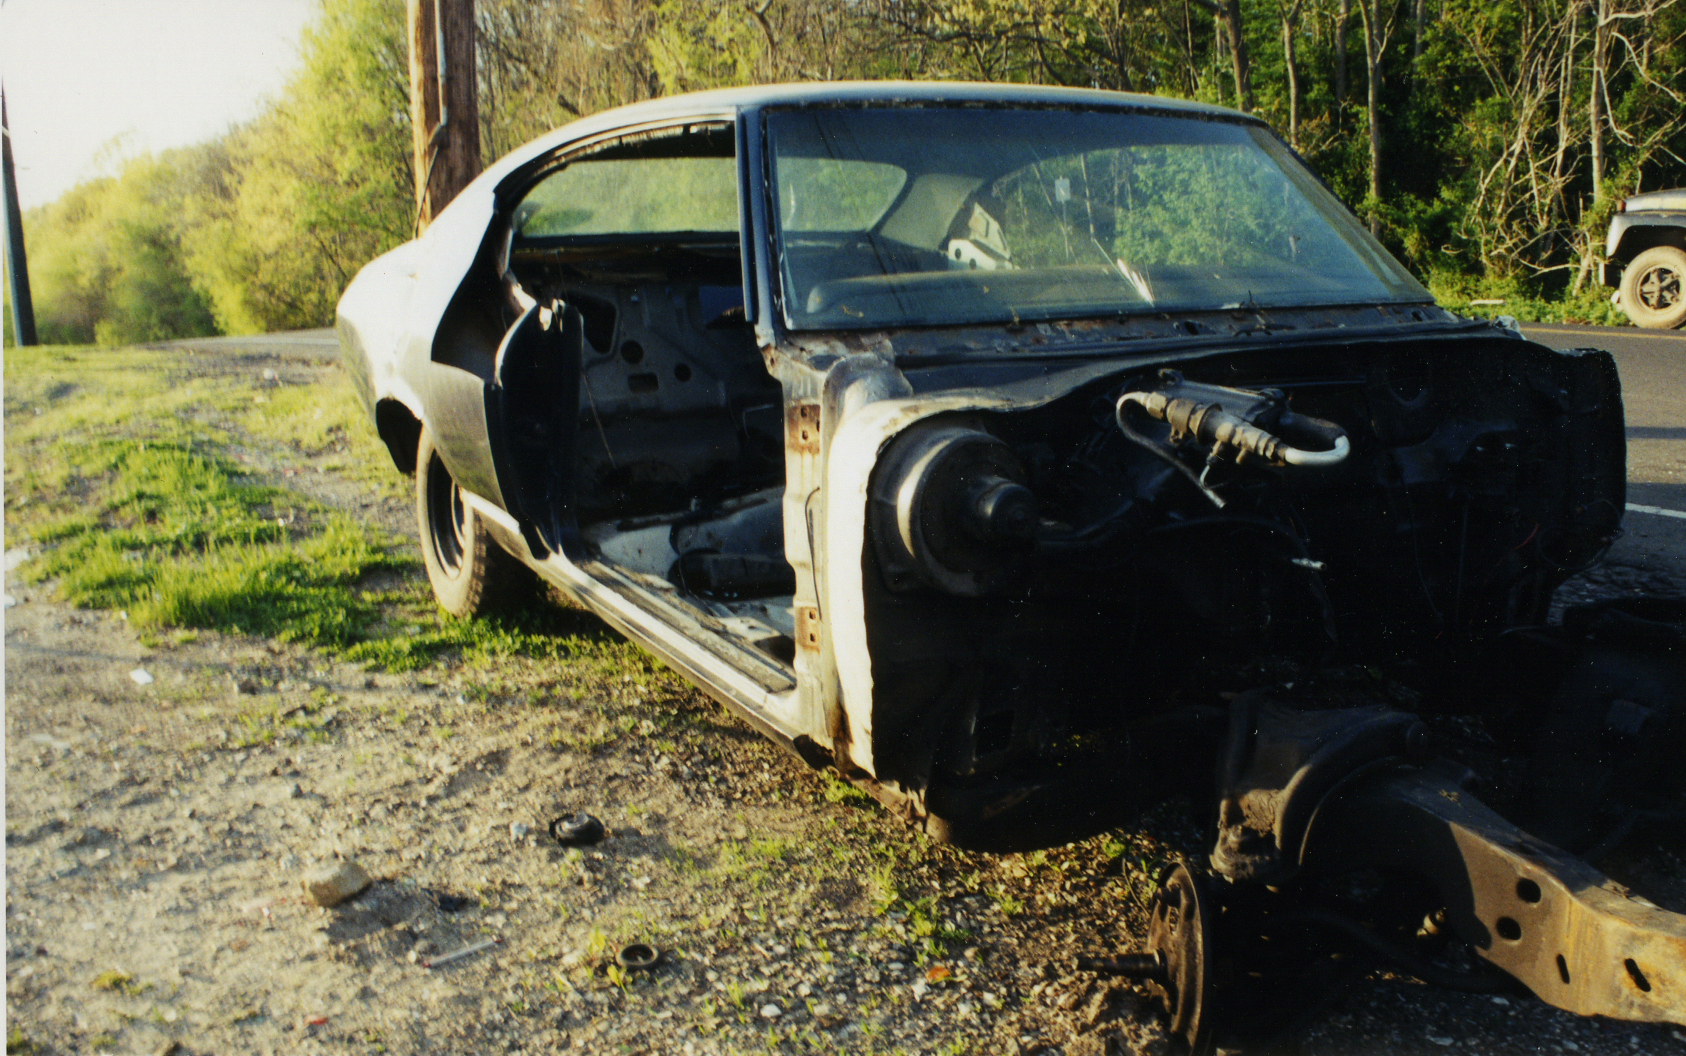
left=1118, top=390, right=1350, bottom=469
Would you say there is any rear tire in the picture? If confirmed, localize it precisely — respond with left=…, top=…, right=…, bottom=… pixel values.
left=416, top=427, right=517, bottom=617
left=1619, top=245, right=1686, bottom=329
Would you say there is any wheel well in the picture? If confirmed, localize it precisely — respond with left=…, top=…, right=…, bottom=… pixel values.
left=1615, top=224, right=1686, bottom=263
left=375, top=399, right=423, bottom=476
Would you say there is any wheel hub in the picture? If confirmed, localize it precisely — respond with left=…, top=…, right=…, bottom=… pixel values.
left=1638, top=263, right=1681, bottom=311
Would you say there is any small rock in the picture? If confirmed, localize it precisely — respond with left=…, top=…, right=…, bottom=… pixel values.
left=154, top=1042, right=182, bottom=1056
left=759, top=1003, right=781, bottom=1019
left=510, top=822, right=531, bottom=839
left=796, top=981, right=812, bottom=997
left=301, top=860, right=372, bottom=906
left=1426, top=1036, right=1454, bottom=1047
left=3, top=593, right=16, bottom=609
left=130, top=668, right=155, bottom=686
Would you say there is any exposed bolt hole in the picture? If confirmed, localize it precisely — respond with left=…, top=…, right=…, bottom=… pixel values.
left=1495, top=916, right=1522, bottom=941
left=674, top=363, right=692, bottom=382
left=1556, top=954, right=1570, bottom=984
left=1625, top=958, right=1652, bottom=993
left=1516, top=878, right=1542, bottom=903
left=620, top=341, right=645, bottom=365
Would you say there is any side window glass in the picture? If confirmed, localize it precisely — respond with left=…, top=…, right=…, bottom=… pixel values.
left=515, top=155, right=740, bottom=240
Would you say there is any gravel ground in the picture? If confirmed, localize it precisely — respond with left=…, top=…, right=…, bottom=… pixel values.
left=6, top=348, right=1686, bottom=1056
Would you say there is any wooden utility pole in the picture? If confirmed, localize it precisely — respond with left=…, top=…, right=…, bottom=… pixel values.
left=3, top=85, right=38, bottom=346
left=408, top=0, right=480, bottom=232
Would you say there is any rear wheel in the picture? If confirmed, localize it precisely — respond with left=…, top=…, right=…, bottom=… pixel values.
left=1619, top=245, right=1686, bottom=329
left=416, top=427, right=517, bottom=617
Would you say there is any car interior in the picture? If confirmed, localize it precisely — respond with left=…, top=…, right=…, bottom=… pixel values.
left=496, top=123, right=798, bottom=666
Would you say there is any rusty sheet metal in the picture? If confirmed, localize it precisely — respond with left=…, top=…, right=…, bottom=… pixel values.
left=787, top=402, right=821, bottom=454
left=795, top=605, right=822, bottom=653
left=1308, top=768, right=1686, bottom=1023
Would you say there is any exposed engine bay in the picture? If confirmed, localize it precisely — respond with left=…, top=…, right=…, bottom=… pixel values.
left=855, top=333, right=1624, bottom=839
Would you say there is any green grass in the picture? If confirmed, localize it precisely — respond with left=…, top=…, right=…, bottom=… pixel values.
left=14, top=433, right=405, bottom=648
left=0, top=341, right=651, bottom=675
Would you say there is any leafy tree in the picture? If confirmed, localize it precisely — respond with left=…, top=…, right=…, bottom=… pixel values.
left=182, top=0, right=413, bottom=334
left=21, top=147, right=220, bottom=345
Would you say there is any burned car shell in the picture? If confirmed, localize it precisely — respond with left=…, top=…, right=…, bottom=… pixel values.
left=341, top=83, right=1684, bottom=1033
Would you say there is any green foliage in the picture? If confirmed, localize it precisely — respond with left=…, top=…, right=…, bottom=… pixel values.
left=22, top=149, right=220, bottom=346
left=183, top=0, right=413, bottom=333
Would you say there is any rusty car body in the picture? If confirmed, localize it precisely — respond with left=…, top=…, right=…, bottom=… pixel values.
left=338, top=83, right=1685, bottom=1048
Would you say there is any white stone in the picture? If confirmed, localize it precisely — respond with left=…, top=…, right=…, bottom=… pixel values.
left=759, top=1003, right=781, bottom=1019
left=301, top=859, right=372, bottom=906
left=129, top=669, right=154, bottom=686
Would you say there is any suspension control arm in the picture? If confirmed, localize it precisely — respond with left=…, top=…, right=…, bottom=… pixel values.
left=1304, top=765, right=1686, bottom=1022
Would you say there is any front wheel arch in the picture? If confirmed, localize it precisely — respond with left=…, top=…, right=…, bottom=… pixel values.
left=376, top=399, right=424, bottom=475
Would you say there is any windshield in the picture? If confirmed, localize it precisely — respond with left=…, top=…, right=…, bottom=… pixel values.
left=766, top=107, right=1430, bottom=330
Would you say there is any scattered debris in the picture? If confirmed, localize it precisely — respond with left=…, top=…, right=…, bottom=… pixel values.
left=422, top=936, right=502, bottom=969
left=425, top=889, right=473, bottom=914
left=128, top=669, right=154, bottom=686
left=300, top=860, right=372, bottom=907
left=547, top=812, right=604, bottom=846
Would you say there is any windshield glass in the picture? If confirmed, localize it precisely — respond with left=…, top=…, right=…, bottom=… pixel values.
left=766, top=107, right=1429, bottom=330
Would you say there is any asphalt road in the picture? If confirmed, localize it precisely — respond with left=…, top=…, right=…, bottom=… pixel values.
left=1520, top=322, right=1686, bottom=589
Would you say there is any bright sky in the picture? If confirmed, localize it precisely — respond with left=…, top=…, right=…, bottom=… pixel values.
left=1, top=0, right=317, bottom=209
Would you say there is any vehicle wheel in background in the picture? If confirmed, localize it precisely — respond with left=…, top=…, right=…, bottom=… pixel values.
left=416, top=427, right=518, bottom=617
left=1619, top=245, right=1686, bottom=329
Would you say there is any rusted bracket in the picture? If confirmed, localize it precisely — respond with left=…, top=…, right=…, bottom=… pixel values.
left=1305, top=765, right=1686, bottom=1023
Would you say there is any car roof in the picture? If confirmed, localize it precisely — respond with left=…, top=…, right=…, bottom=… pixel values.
left=587, top=80, right=1252, bottom=123
left=481, top=82, right=1259, bottom=191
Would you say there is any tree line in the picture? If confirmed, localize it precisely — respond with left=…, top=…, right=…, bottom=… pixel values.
left=16, top=0, right=1684, bottom=345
